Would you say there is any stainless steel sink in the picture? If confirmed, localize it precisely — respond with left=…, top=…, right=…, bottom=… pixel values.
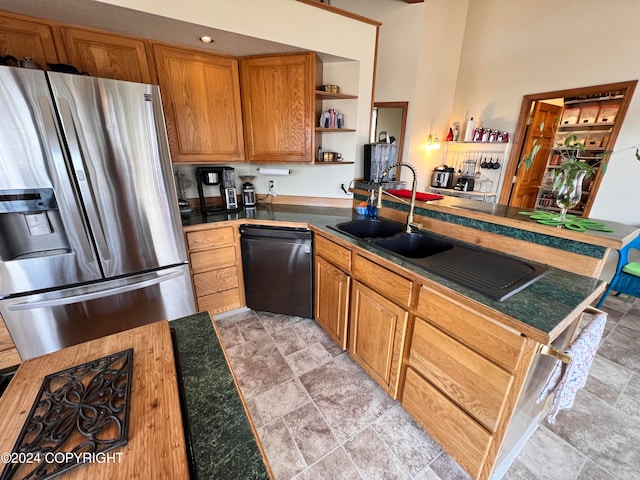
left=374, top=232, right=453, bottom=258
left=333, top=218, right=405, bottom=239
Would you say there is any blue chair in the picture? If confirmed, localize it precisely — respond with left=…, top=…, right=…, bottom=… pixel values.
left=596, top=232, right=640, bottom=307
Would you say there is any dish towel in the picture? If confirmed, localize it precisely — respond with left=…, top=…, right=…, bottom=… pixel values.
left=537, top=312, right=607, bottom=424
left=385, top=189, right=444, bottom=202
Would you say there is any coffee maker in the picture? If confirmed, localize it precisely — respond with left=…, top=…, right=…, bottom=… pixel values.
left=196, top=166, right=238, bottom=214
left=240, top=175, right=257, bottom=207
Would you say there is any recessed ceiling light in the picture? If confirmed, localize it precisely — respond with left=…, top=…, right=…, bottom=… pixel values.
left=198, top=35, right=214, bottom=44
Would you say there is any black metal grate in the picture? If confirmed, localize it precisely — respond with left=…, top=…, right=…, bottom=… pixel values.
left=0, top=349, right=133, bottom=480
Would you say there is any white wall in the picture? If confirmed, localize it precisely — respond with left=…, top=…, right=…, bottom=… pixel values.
left=336, top=0, right=640, bottom=225
left=333, top=0, right=468, bottom=192
left=451, top=0, right=640, bottom=225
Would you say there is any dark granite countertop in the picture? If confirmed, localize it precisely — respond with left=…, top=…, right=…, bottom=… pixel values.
left=180, top=204, right=610, bottom=343
left=171, top=312, right=270, bottom=480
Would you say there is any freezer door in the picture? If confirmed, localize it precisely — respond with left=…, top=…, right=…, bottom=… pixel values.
left=47, top=72, right=187, bottom=277
left=0, top=67, right=102, bottom=297
left=0, top=265, right=196, bottom=360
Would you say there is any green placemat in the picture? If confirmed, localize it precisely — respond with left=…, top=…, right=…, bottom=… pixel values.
left=518, top=211, right=613, bottom=232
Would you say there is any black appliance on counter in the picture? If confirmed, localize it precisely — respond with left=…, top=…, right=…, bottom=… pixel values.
left=240, top=225, right=313, bottom=318
left=363, top=142, right=398, bottom=183
left=454, top=176, right=475, bottom=192
left=196, top=166, right=238, bottom=214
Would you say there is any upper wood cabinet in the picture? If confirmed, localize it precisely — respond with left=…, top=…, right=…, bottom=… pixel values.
left=240, top=52, right=315, bottom=163
left=60, top=28, right=154, bottom=83
left=153, top=44, right=245, bottom=163
left=0, top=12, right=61, bottom=68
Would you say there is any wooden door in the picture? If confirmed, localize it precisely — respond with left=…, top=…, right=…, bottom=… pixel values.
left=508, top=102, right=562, bottom=208
left=0, top=13, right=61, bottom=68
left=61, top=27, right=154, bottom=83
left=153, top=44, right=245, bottom=163
left=315, top=256, right=350, bottom=349
left=349, top=281, right=408, bottom=397
left=240, top=52, right=315, bottom=163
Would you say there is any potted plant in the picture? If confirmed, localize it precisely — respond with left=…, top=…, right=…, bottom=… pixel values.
left=520, top=129, right=612, bottom=221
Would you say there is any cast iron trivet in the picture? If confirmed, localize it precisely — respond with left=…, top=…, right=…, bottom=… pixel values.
left=0, top=349, right=133, bottom=480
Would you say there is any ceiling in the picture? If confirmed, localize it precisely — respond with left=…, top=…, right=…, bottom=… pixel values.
left=0, top=0, right=312, bottom=57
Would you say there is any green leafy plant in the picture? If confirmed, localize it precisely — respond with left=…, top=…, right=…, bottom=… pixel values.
left=520, top=122, right=640, bottom=178
left=519, top=123, right=612, bottom=189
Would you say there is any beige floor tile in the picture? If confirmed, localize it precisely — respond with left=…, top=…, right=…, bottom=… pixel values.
left=344, top=426, right=412, bottom=480
left=283, top=402, right=338, bottom=465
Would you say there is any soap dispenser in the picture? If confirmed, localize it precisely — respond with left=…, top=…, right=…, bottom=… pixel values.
left=367, top=190, right=378, bottom=219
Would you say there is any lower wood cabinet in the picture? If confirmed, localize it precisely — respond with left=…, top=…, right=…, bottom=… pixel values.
left=402, top=285, right=531, bottom=479
left=349, top=280, right=408, bottom=398
left=0, top=314, right=20, bottom=370
left=403, top=367, right=493, bottom=479
left=314, top=255, right=350, bottom=349
left=185, top=225, right=244, bottom=314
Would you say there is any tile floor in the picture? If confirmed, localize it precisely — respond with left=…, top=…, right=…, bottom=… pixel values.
left=215, top=294, right=640, bottom=480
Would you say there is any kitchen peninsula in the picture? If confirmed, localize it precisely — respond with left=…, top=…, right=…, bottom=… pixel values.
left=181, top=197, right=637, bottom=479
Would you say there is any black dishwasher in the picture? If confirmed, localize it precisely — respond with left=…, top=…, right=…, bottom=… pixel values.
left=240, top=224, right=313, bottom=318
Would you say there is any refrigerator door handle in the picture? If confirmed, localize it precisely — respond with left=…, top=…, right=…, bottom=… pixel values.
left=7, top=270, right=183, bottom=311
left=37, top=96, right=96, bottom=263
left=58, top=99, right=111, bottom=261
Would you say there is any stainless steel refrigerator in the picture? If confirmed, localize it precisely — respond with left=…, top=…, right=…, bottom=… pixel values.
left=0, top=66, right=196, bottom=360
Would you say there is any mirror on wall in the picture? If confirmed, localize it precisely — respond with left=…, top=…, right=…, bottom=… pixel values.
left=371, top=101, right=408, bottom=163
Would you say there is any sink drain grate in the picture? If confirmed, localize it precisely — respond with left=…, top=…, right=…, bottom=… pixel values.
left=425, top=248, right=548, bottom=301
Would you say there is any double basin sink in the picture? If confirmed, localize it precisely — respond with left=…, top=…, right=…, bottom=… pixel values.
left=329, top=218, right=549, bottom=301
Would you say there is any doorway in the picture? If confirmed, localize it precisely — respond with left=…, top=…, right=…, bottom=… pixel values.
left=500, top=81, right=637, bottom=217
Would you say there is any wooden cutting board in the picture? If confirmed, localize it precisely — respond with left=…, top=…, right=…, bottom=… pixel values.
left=0, top=320, right=189, bottom=479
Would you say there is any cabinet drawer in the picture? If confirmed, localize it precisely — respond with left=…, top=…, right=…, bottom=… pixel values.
left=410, top=317, right=513, bottom=432
left=402, top=367, right=492, bottom=479
left=197, top=288, right=242, bottom=314
left=354, top=255, right=414, bottom=308
left=190, top=246, right=236, bottom=274
left=186, top=226, right=235, bottom=252
left=315, top=234, right=351, bottom=272
left=417, top=286, right=524, bottom=372
left=193, top=266, right=239, bottom=297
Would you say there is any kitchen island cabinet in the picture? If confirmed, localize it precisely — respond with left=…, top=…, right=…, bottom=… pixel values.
left=0, top=321, right=190, bottom=479
left=0, top=314, right=272, bottom=479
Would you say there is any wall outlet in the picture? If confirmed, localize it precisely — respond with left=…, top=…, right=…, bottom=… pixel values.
left=268, top=180, right=275, bottom=190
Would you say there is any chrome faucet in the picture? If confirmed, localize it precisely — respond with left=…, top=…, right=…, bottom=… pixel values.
left=376, top=162, right=422, bottom=233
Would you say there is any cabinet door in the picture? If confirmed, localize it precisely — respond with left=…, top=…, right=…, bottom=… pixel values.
left=60, top=28, right=154, bottom=83
left=240, top=52, right=315, bottom=163
left=315, top=255, right=350, bottom=349
left=349, top=281, right=408, bottom=398
left=0, top=13, right=60, bottom=68
left=153, top=44, right=245, bottom=163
